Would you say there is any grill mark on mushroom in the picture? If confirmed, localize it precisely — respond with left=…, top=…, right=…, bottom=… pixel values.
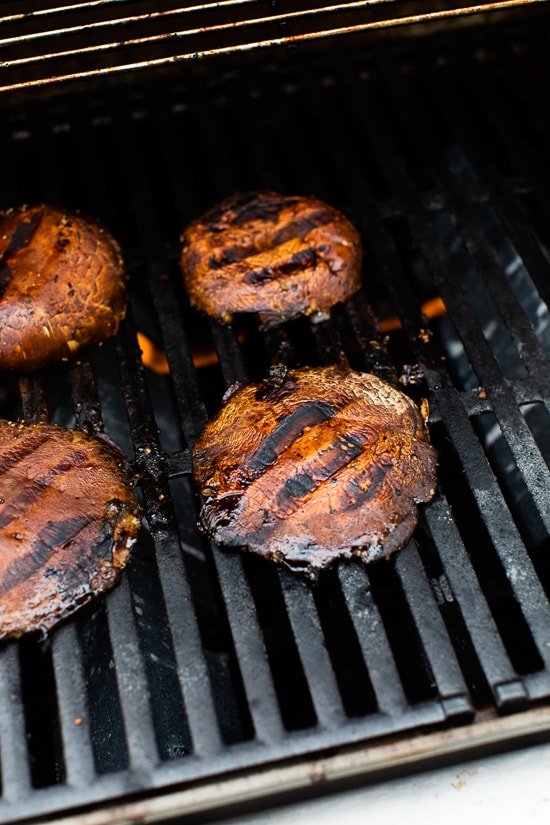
left=242, top=400, right=336, bottom=477
left=0, top=516, right=91, bottom=596
left=205, top=208, right=336, bottom=273
left=0, top=431, right=50, bottom=474
left=0, top=450, right=87, bottom=529
left=193, top=366, right=437, bottom=577
left=203, top=192, right=293, bottom=228
left=271, top=209, right=335, bottom=246
left=181, top=191, right=362, bottom=327
left=0, top=420, right=141, bottom=639
left=244, top=248, right=318, bottom=285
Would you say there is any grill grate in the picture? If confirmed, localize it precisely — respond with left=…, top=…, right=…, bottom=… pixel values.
left=1, top=16, right=550, bottom=823
left=0, top=0, right=546, bottom=93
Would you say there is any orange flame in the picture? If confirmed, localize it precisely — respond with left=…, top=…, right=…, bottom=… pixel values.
left=137, top=299, right=446, bottom=373
left=136, top=332, right=170, bottom=375
left=137, top=331, right=246, bottom=373
left=378, top=296, right=447, bottom=332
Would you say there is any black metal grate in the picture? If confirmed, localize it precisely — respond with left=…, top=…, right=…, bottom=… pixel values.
left=0, top=0, right=544, bottom=94
left=1, top=16, right=550, bottom=822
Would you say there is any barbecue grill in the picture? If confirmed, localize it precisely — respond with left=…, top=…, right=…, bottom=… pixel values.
left=1, top=1, right=550, bottom=822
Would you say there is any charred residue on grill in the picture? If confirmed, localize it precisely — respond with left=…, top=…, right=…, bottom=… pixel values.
left=254, top=365, right=297, bottom=400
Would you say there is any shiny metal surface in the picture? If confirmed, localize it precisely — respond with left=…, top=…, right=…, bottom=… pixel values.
left=0, top=0, right=546, bottom=93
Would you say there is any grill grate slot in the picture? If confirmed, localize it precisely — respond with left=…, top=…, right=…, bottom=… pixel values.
left=436, top=392, right=550, bottom=672
left=311, top=569, right=378, bottom=719
left=437, top=416, right=545, bottom=679
left=1, top=18, right=550, bottom=822
left=249, top=564, right=321, bottom=732
left=104, top=578, right=160, bottom=772
left=338, top=565, right=408, bottom=716
left=393, top=545, right=471, bottom=719
left=278, top=570, right=346, bottom=730
left=19, top=641, right=65, bottom=788
left=77, top=605, right=129, bottom=775
left=423, top=484, right=524, bottom=695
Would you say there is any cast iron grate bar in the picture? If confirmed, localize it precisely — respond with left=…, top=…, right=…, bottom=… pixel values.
left=411, top=45, right=550, bottom=324
left=76, top=95, right=224, bottom=758
left=18, top=376, right=48, bottom=423
left=205, top=323, right=297, bottom=742
left=298, top=307, right=471, bottom=717
left=69, top=357, right=103, bottom=433
left=416, top=44, right=550, bottom=294
left=179, top=94, right=294, bottom=743
left=460, top=45, right=550, bottom=195
left=50, top=626, right=96, bottom=786
left=338, top=565, right=407, bottom=715
left=288, top=67, right=480, bottom=713
left=199, top=79, right=419, bottom=731
left=435, top=384, right=550, bottom=672
left=103, top=574, right=160, bottom=772
left=345, top=59, right=550, bottom=541
left=113, top=326, right=223, bottom=758
left=0, top=0, right=543, bottom=94
left=109, top=91, right=285, bottom=748
left=278, top=572, right=347, bottom=731
left=294, top=59, right=540, bottom=708
left=210, top=548, right=286, bottom=743
left=18, top=345, right=159, bottom=779
left=377, top=53, right=550, bottom=384
left=17, top=308, right=104, bottom=786
left=34, top=98, right=162, bottom=774
left=393, top=545, right=472, bottom=719
left=331, top=58, right=550, bottom=670
left=423, top=492, right=526, bottom=702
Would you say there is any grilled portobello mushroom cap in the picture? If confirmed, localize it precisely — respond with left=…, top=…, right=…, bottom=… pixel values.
left=193, top=365, right=436, bottom=577
left=0, top=205, right=127, bottom=372
left=0, top=420, right=141, bottom=639
left=180, top=192, right=362, bottom=327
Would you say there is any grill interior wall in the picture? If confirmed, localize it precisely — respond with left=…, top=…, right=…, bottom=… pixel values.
left=1, top=17, right=550, bottom=822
